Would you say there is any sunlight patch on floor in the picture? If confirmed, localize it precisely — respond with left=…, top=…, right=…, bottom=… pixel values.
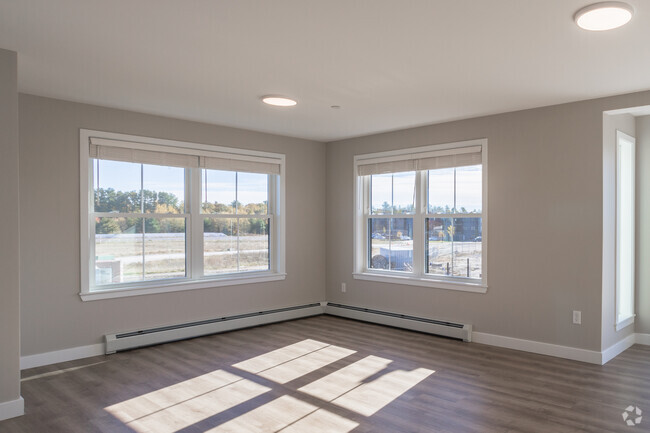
left=128, top=379, right=269, bottom=433
left=279, top=408, right=359, bottom=433
left=205, top=395, right=358, bottom=433
left=257, top=345, right=356, bottom=384
left=332, top=367, right=434, bottom=416
left=106, top=369, right=244, bottom=423
left=21, top=361, right=107, bottom=382
left=104, top=339, right=435, bottom=432
left=205, top=395, right=315, bottom=432
left=233, top=339, right=330, bottom=374
left=298, top=355, right=392, bottom=401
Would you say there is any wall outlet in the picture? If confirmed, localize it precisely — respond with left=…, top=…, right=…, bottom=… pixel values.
left=341, top=282, right=346, bottom=293
left=573, top=310, right=581, bottom=325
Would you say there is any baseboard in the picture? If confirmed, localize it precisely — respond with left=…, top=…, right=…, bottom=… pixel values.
left=472, top=332, right=602, bottom=364
left=601, top=333, right=637, bottom=364
left=17, top=309, right=648, bottom=370
left=0, top=397, right=24, bottom=421
left=20, top=343, right=105, bottom=370
left=21, top=302, right=327, bottom=369
left=636, top=333, right=650, bottom=346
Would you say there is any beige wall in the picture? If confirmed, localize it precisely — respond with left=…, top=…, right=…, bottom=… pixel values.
left=16, top=86, right=650, bottom=359
left=327, top=91, right=650, bottom=351
left=637, top=115, right=650, bottom=335
left=601, top=113, right=636, bottom=349
left=0, top=49, right=21, bottom=407
left=19, top=94, right=326, bottom=356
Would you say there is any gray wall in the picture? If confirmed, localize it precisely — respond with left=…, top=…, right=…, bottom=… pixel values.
left=601, top=113, right=636, bottom=349
left=637, top=115, right=650, bottom=335
left=326, top=91, right=650, bottom=352
left=19, top=94, right=326, bottom=356
left=0, top=49, right=21, bottom=407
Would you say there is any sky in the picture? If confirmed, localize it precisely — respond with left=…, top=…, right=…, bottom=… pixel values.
left=371, top=165, right=482, bottom=214
left=95, top=161, right=268, bottom=206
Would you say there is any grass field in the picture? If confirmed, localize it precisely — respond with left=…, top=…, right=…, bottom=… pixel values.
left=369, top=239, right=481, bottom=278
left=95, top=234, right=269, bottom=283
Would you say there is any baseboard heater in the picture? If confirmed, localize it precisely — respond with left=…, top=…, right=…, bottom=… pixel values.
left=325, top=303, right=472, bottom=342
left=105, top=303, right=325, bottom=354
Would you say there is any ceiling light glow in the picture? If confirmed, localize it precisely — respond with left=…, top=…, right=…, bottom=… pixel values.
left=574, top=2, right=634, bottom=31
left=261, top=96, right=297, bottom=107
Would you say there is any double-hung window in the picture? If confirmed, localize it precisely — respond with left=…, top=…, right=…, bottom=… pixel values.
left=354, top=139, right=487, bottom=292
left=80, top=130, right=285, bottom=301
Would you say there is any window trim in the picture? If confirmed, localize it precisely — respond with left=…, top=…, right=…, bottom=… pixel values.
left=615, top=130, right=635, bottom=329
left=353, top=138, right=488, bottom=292
left=79, top=129, right=286, bottom=301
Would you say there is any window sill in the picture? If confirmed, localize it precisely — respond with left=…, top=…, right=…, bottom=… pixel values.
left=352, top=272, right=487, bottom=293
left=80, top=272, right=287, bottom=301
left=615, top=315, right=635, bottom=331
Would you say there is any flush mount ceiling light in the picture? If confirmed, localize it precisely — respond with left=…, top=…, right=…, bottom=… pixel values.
left=574, top=2, right=634, bottom=31
left=261, top=95, right=297, bottom=107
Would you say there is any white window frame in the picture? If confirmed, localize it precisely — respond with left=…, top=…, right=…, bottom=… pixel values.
left=615, top=130, right=635, bottom=330
left=353, top=138, right=488, bottom=293
left=79, top=129, right=286, bottom=301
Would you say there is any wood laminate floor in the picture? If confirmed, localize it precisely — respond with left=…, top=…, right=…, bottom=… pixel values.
left=1, top=315, right=649, bottom=433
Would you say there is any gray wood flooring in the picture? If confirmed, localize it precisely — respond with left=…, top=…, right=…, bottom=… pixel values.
left=1, top=315, right=649, bottom=432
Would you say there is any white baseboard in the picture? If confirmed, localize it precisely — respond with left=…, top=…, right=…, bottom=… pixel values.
left=602, top=333, right=637, bottom=364
left=21, top=302, right=328, bottom=369
left=17, top=312, right=649, bottom=371
left=636, top=333, right=650, bottom=346
left=21, top=343, right=105, bottom=370
left=472, top=332, right=602, bottom=364
left=0, top=397, right=24, bottom=421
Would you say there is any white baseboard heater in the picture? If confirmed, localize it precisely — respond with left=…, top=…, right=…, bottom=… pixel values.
left=325, top=303, right=472, bottom=342
left=105, top=303, right=325, bottom=354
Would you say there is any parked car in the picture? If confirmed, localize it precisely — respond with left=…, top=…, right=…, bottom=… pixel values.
left=371, top=233, right=385, bottom=240
left=474, top=236, right=482, bottom=242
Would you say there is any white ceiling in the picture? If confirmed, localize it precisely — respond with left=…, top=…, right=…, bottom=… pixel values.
left=1, top=0, right=649, bottom=142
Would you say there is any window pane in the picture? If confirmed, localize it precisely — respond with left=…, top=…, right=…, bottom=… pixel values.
left=204, top=218, right=238, bottom=275
left=239, top=218, right=270, bottom=271
left=202, top=169, right=236, bottom=214
left=425, top=218, right=453, bottom=276
left=456, top=165, right=482, bottom=214
left=144, top=218, right=186, bottom=280
left=369, top=219, right=390, bottom=269
left=237, top=172, right=268, bottom=215
left=371, top=174, right=392, bottom=215
left=95, top=217, right=143, bottom=285
left=392, top=172, right=415, bottom=214
left=426, top=217, right=482, bottom=279
left=368, top=218, right=413, bottom=271
left=94, top=160, right=142, bottom=212
left=451, top=218, right=482, bottom=278
left=142, top=164, right=185, bottom=214
left=428, top=168, right=454, bottom=214
left=389, top=218, right=413, bottom=270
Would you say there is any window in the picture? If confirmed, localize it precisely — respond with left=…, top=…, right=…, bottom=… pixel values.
left=354, top=139, right=487, bottom=292
left=616, top=130, right=635, bottom=330
left=80, top=130, right=285, bottom=301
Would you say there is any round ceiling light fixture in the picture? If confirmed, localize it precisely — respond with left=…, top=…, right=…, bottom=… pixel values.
left=574, top=2, right=634, bottom=31
left=261, top=95, right=297, bottom=107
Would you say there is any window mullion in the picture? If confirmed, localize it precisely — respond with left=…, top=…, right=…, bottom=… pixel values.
left=412, top=170, right=425, bottom=276
left=190, top=168, right=203, bottom=279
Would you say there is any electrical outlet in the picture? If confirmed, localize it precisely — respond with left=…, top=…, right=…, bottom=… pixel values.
left=573, top=310, right=581, bottom=325
left=341, top=283, right=346, bottom=293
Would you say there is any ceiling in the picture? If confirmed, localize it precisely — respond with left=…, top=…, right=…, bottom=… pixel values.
left=1, top=0, right=649, bottom=142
